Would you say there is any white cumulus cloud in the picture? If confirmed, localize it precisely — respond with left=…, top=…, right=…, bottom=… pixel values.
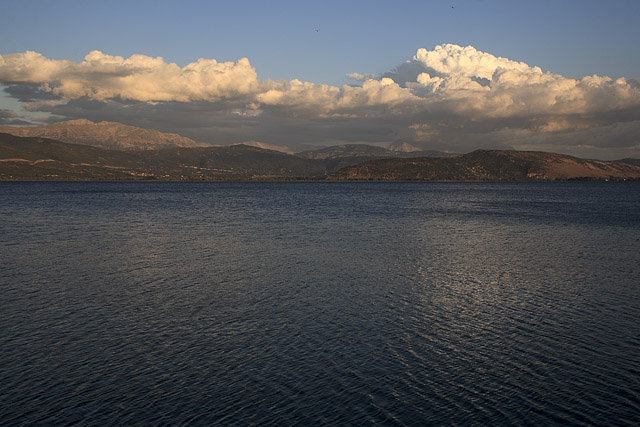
left=414, top=44, right=535, bottom=80
left=0, top=51, right=259, bottom=102
left=3, top=45, right=638, bottom=121
left=408, top=44, right=640, bottom=120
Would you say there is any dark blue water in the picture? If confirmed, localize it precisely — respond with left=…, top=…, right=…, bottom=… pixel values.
left=1, top=181, right=639, bottom=425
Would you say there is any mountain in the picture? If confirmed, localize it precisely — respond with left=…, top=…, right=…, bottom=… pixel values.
left=0, top=133, right=325, bottom=180
left=139, top=145, right=325, bottom=179
left=0, top=119, right=199, bottom=151
left=329, top=150, right=640, bottom=181
left=233, top=141, right=293, bottom=154
left=296, top=143, right=455, bottom=171
left=617, top=158, right=640, bottom=166
left=297, top=143, right=454, bottom=159
left=4, top=133, right=639, bottom=181
left=297, top=144, right=396, bottom=160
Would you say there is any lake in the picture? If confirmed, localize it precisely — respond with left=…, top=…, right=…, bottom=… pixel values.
left=1, top=181, right=639, bottom=425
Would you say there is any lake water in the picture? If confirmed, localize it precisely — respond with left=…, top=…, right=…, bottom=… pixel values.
left=1, top=181, right=639, bottom=425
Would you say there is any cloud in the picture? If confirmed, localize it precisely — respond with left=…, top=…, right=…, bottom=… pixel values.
left=0, top=108, right=33, bottom=125
left=0, top=51, right=259, bottom=102
left=255, top=79, right=341, bottom=113
left=338, top=78, right=416, bottom=109
left=0, top=108, right=18, bottom=125
left=414, top=44, right=533, bottom=80
left=402, top=44, right=640, bottom=121
left=251, top=44, right=640, bottom=134
left=251, top=77, right=418, bottom=121
left=346, top=72, right=375, bottom=82
left=3, top=84, right=60, bottom=103
left=3, top=45, right=638, bottom=119
left=2, top=44, right=640, bottom=158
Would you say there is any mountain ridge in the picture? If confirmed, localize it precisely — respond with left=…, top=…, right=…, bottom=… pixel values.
left=0, top=119, right=199, bottom=151
left=0, top=133, right=324, bottom=180
left=296, top=143, right=454, bottom=160
left=2, top=133, right=639, bottom=181
left=329, top=149, right=640, bottom=181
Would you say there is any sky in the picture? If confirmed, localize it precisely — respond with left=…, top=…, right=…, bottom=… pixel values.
left=1, top=0, right=639, bottom=159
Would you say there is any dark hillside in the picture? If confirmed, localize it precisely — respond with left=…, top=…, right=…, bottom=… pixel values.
left=329, top=150, right=640, bottom=181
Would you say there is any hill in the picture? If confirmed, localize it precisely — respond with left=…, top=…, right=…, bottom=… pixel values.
left=0, top=134, right=325, bottom=180
left=617, top=158, right=640, bottom=167
left=296, top=144, right=455, bottom=171
left=0, top=119, right=199, bottom=151
left=329, top=150, right=640, bottom=181
left=3, top=134, right=640, bottom=181
left=297, top=143, right=454, bottom=160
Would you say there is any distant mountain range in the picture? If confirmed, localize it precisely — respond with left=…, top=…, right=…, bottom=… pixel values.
left=297, top=143, right=455, bottom=171
left=618, top=158, right=640, bottom=167
left=329, top=150, right=640, bottom=181
left=0, top=133, right=324, bottom=180
left=298, top=143, right=453, bottom=159
left=1, top=131, right=639, bottom=181
left=0, top=119, right=198, bottom=151
left=0, top=120, right=447, bottom=159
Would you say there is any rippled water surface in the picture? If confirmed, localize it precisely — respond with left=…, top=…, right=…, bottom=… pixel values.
left=1, top=181, right=639, bottom=425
